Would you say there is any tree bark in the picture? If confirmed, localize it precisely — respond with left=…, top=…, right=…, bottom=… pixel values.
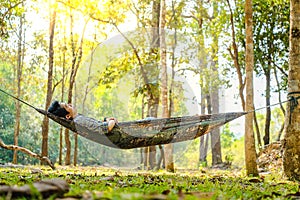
left=160, top=0, right=174, bottom=172
left=253, top=112, right=262, bottom=149
left=283, top=0, right=300, bottom=181
left=210, top=1, right=222, bottom=166
left=1, top=138, right=55, bottom=169
left=211, top=90, right=222, bottom=165
left=263, top=66, right=271, bottom=145
left=13, top=14, right=24, bottom=164
left=41, top=9, right=56, bottom=163
left=244, top=0, right=258, bottom=176
left=186, top=0, right=210, bottom=167
left=59, top=29, right=67, bottom=165
left=199, top=94, right=209, bottom=164
left=226, top=0, right=246, bottom=111
left=65, top=13, right=87, bottom=165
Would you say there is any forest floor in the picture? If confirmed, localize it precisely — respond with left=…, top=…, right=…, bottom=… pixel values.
left=0, top=163, right=299, bottom=200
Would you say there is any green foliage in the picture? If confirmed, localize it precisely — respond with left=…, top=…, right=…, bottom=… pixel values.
left=0, top=0, right=291, bottom=172
left=0, top=0, right=24, bottom=39
left=232, top=0, right=289, bottom=90
left=253, top=0, right=289, bottom=89
left=221, top=124, right=236, bottom=148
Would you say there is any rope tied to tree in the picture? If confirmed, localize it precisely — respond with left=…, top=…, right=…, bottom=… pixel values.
left=2, top=87, right=300, bottom=126
left=287, top=91, right=300, bottom=124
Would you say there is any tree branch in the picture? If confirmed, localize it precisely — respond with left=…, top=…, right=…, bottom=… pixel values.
left=0, top=138, right=55, bottom=170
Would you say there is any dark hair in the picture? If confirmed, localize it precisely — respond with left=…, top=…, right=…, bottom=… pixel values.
left=48, top=100, right=69, bottom=118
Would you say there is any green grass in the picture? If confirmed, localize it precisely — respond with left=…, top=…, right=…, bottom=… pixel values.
left=0, top=166, right=299, bottom=199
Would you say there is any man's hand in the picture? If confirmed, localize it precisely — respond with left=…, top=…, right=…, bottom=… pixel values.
left=106, top=117, right=118, bottom=123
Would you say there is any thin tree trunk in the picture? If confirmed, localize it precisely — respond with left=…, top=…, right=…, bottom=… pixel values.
left=253, top=112, right=262, bottom=149
left=74, top=134, right=78, bottom=166
left=147, top=0, right=161, bottom=170
left=65, top=11, right=74, bottom=165
left=59, top=26, right=67, bottom=165
left=244, top=0, right=258, bottom=176
left=204, top=95, right=211, bottom=162
left=157, top=145, right=164, bottom=169
left=185, top=0, right=209, bottom=167
left=59, top=127, right=63, bottom=165
left=13, top=14, right=24, bottom=164
left=73, top=84, right=78, bottom=166
left=143, top=147, right=149, bottom=170
left=65, top=13, right=87, bottom=165
left=169, top=0, right=176, bottom=117
left=41, top=9, right=56, bottom=163
left=226, top=0, right=246, bottom=110
left=273, top=67, right=286, bottom=114
left=149, top=146, right=156, bottom=169
left=160, top=0, right=174, bottom=172
left=210, top=1, right=222, bottom=166
left=277, top=123, right=284, bottom=141
left=263, top=67, right=271, bottom=145
left=199, top=81, right=207, bottom=164
left=211, top=90, right=222, bottom=165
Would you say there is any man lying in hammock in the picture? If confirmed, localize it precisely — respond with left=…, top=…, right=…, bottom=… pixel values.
left=47, top=100, right=117, bottom=132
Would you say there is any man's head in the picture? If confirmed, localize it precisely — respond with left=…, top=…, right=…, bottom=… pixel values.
left=48, top=100, right=77, bottom=120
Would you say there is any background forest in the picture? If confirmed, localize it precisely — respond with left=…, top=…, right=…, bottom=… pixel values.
left=0, top=0, right=289, bottom=171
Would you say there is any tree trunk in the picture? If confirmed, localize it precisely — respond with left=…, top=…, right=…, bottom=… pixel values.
left=226, top=0, right=246, bottom=111
left=210, top=1, right=222, bottom=166
left=13, top=14, right=24, bottom=164
left=143, top=147, right=149, bottom=170
left=149, top=146, right=156, bottom=169
left=146, top=0, right=161, bottom=170
left=59, top=126, right=63, bottom=165
left=244, top=0, right=258, bottom=176
left=211, top=90, right=222, bottom=165
left=64, top=128, right=71, bottom=165
left=253, top=112, right=262, bottom=149
left=283, top=0, right=300, bottom=181
left=157, top=145, right=165, bottom=169
left=59, top=27, right=67, bottom=165
left=189, top=0, right=209, bottom=167
left=160, top=0, right=174, bottom=172
left=199, top=80, right=207, bottom=164
left=41, top=9, right=56, bottom=163
left=263, top=66, right=271, bottom=145
left=65, top=12, right=75, bottom=165
left=65, top=13, right=86, bottom=165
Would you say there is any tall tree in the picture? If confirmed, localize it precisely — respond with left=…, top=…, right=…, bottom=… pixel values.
left=283, top=0, right=300, bottom=181
left=65, top=11, right=88, bottom=165
left=244, top=0, right=258, bottom=176
left=41, top=7, right=56, bottom=162
left=226, top=0, right=246, bottom=110
left=58, top=23, right=67, bottom=165
left=147, top=0, right=160, bottom=170
left=210, top=1, right=222, bottom=166
left=13, top=13, right=24, bottom=164
left=159, top=0, right=174, bottom=172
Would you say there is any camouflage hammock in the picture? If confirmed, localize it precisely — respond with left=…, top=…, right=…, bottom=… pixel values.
left=0, top=88, right=247, bottom=149
left=36, top=109, right=246, bottom=149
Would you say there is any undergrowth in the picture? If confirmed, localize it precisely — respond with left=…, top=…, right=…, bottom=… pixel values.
left=0, top=166, right=299, bottom=199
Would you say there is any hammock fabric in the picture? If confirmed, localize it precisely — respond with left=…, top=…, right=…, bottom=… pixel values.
left=36, top=108, right=246, bottom=149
